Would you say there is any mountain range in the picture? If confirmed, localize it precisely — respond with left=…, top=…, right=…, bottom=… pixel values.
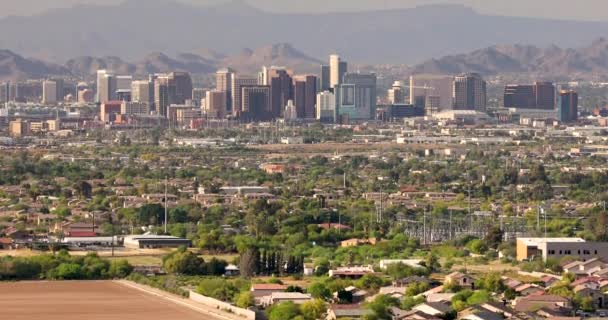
left=5, top=39, right=608, bottom=82
left=0, top=43, right=322, bottom=81
left=409, top=38, right=608, bottom=79
left=3, top=0, right=608, bottom=64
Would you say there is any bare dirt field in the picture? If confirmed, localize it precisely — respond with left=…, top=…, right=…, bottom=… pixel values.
left=0, top=281, right=222, bottom=320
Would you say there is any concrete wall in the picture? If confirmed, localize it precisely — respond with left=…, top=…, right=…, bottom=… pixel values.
left=189, top=291, right=256, bottom=320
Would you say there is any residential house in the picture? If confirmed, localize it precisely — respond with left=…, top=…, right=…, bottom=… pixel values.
left=326, top=304, right=370, bottom=320
left=329, top=266, right=375, bottom=279
left=513, top=295, right=571, bottom=313
left=514, top=283, right=544, bottom=296
left=573, top=283, right=605, bottom=309
left=260, top=292, right=313, bottom=307
left=412, top=301, right=452, bottom=317
left=445, top=272, right=476, bottom=289
left=250, top=283, right=287, bottom=305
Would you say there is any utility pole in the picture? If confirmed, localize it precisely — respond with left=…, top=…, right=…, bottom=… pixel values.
left=423, top=207, right=427, bottom=245
left=164, top=176, right=168, bottom=234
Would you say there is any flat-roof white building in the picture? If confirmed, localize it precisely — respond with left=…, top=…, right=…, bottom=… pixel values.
left=516, top=237, right=608, bottom=261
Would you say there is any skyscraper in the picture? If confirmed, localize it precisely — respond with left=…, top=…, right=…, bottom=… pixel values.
left=263, top=67, right=293, bottom=118
left=453, top=73, right=486, bottom=112
left=169, top=72, right=193, bottom=104
left=534, top=82, right=556, bottom=110
left=231, top=75, right=258, bottom=117
left=241, top=85, right=271, bottom=121
left=504, top=85, right=535, bottom=108
left=131, top=80, right=153, bottom=110
left=205, top=90, right=227, bottom=119
left=504, top=82, right=555, bottom=110
left=316, top=90, right=336, bottom=123
left=409, top=75, right=454, bottom=114
left=154, top=75, right=171, bottom=117
left=334, top=73, right=376, bottom=121
left=216, top=68, right=233, bottom=111
left=293, top=75, right=317, bottom=119
left=97, top=70, right=116, bottom=103
left=559, top=90, right=578, bottom=123
left=42, top=80, right=57, bottom=104
left=387, top=81, right=405, bottom=104
left=329, top=55, right=347, bottom=89
left=319, top=65, right=331, bottom=92
left=153, top=72, right=193, bottom=117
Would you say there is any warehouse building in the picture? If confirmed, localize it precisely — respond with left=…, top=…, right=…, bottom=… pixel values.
left=123, top=235, right=191, bottom=249
left=516, top=237, right=608, bottom=261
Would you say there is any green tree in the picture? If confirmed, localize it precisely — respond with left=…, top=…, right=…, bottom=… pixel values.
left=163, top=247, right=205, bottom=275
left=234, top=291, right=254, bottom=308
left=307, top=282, right=331, bottom=300
left=300, top=299, right=326, bottom=320
left=268, top=302, right=301, bottom=320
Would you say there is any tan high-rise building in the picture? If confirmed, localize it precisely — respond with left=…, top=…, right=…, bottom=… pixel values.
left=42, top=80, right=58, bottom=104
left=216, top=68, right=233, bottom=111
left=205, top=90, right=227, bottom=119
left=231, top=75, right=258, bottom=116
left=9, top=119, right=29, bottom=137
left=97, top=70, right=116, bottom=103
left=329, top=55, right=347, bottom=89
left=153, top=72, right=193, bottom=118
left=131, top=80, right=152, bottom=107
left=409, top=75, right=454, bottom=114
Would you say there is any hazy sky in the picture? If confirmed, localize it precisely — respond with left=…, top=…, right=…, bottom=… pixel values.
left=2, top=0, right=608, bottom=21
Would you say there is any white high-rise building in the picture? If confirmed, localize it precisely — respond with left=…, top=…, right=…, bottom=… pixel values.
left=316, top=90, right=336, bottom=122
left=387, top=81, right=405, bottom=104
left=42, top=80, right=57, bottom=104
left=284, top=100, right=297, bottom=121
left=329, top=55, right=347, bottom=89
left=131, top=80, right=153, bottom=106
left=409, top=75, right=454, bottom=114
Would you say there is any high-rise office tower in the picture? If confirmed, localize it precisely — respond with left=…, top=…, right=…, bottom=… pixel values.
left=97, top=70, right=116, bottom=103
left=241, top=85, right=271, bottom=121
left=153, top=72, right=193, bottom=117
left=334, top=72, right=376, bottom=121
left=169, top=72, right=193, bottom=104
left=316, top=90, right=336, bottom=123
left=51, top=78, right=64, bottom=102
left=284, top=100, right=298, bottom=121
left=453, top=73, right=486, bottom=112
left=293, top=75, right=317, bottom=119
left=154, top=75, right=171, bottom=117
left=216, top=68, right=233, bottom=111
left=534, top=82, right=556, bottom=110
left=387, top=81, right=405, bottom=104
left=263, top=67, right=293, bottom=118
left=329, top=55, right=347, bottom=89
left=205, top=90, right=227, bottom=119
left=559, top=90, right=578, bottom=123
left=116, top=76, right=132, bottom=91
left=320, top=65, right=331, bottom=92
left=504, top=84, right=535, bottom=108
left=42, top=80, right=57, bottom=104
left=192, top=88, right=205, bottom=107
left=131, top=80, right=153, bottom=110
left=504, top=82, right=555, bottom=110
left=409, top=75, right=454, bottom=114
left=231, top=75, right=259, bottom=116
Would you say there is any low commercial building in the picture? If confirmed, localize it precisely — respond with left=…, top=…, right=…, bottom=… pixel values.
left=123, top=235, right=191, bottom=249
left=61, top=236, right=119, bottom=247
left=516, top=237, right=608, bottom=261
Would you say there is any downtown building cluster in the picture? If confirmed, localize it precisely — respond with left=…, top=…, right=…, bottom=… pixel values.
left=0, top=54, right=582, bottom=135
